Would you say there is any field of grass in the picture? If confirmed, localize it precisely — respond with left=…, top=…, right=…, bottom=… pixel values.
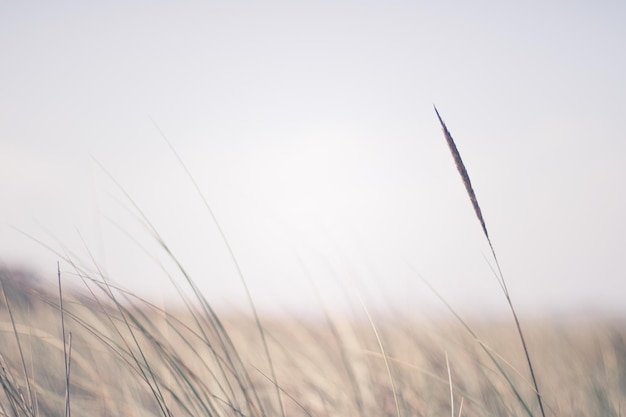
left=1, top=110, right=623, bottom=417
left=0, top=266, right=625, bottom=417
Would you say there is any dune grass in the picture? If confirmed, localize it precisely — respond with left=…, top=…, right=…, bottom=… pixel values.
left=434, top=106, right=544, bottom=417
left=1, top=273, right=625, bottom=417
left=1, top=111, right=624, bottom=416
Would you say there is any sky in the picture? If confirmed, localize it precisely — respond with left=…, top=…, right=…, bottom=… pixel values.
left=1, top=0, right=625, bottom=317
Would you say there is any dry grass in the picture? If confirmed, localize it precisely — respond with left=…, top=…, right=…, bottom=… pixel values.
left=1, top=110, right=623, bottom=417
left=435, top=106, right=544, bottom=416
left=0, top=268, right=624, bottom=417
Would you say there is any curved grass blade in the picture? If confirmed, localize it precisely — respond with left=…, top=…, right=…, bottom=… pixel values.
left=434, top=106, right=546, bottom=417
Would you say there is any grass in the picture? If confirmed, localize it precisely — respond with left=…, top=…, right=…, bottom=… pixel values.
left=0, top=110, right=624, bottom=416
left=434, top=106, right=544, bottom=417
left=0, top=276, right=625, bottom=417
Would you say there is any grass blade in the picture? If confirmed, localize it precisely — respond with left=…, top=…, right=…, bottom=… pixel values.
left=58, top=262, right=71, bottom=417
left=434, top=106, right=546, bottom=417
left=446, top=352, right=454, bottom=417
left=151, top=119, right=285, bottom=417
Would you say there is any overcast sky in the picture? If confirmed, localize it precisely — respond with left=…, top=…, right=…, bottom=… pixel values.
left=1, top=0, right=625, bottom=317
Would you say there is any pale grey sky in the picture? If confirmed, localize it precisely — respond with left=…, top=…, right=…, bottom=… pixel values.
left=1, top=1, right=625, bottom=316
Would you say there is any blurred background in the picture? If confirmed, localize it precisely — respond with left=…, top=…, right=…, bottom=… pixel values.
left=1, top=0, right=625, bottom=317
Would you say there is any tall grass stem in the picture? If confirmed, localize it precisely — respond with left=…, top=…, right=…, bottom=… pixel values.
left=434, top=106, right=546, bottom=417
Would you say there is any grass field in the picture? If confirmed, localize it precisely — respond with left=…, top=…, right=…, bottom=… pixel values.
left=2, top=111, right=623, bottom=417
left=0, top=266, right=625, bottom=417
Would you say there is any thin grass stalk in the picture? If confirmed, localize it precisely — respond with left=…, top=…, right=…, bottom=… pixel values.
left=25, top=316, right=39, bottom=417
left=118, top=300, right=234, bottom=417
left=150, top=240, right=264, bottom=416
left=356, top=293, right=401, bottom=417
left=65, top=334, right=72, bottom=417
left=445, top=352, right=454, bottom=417
left=151, top=120, right=284, bottom=417
left=59, top=220, right=261, bottom=417
left=364, top=349, right=495, bottom=416
left=100, top=214, right=253, bottom=414
left=251, top=364, right=316, bottom=417
left=93, top=158, right=266, bottom=417
left=420, top=276, right=534, bottom=417
left=89, top=278, right=172, bottom=417
left=31, top=265, right=194, bottom=415
left=44, top=281, right=187, bottom=413
left=132, top=301, right=246, bottom=415
left=57, top=263, right=71, bottom=417
left=67, top=248, right=173, bottom=417
left=434, top=106, right=545, bottom=417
